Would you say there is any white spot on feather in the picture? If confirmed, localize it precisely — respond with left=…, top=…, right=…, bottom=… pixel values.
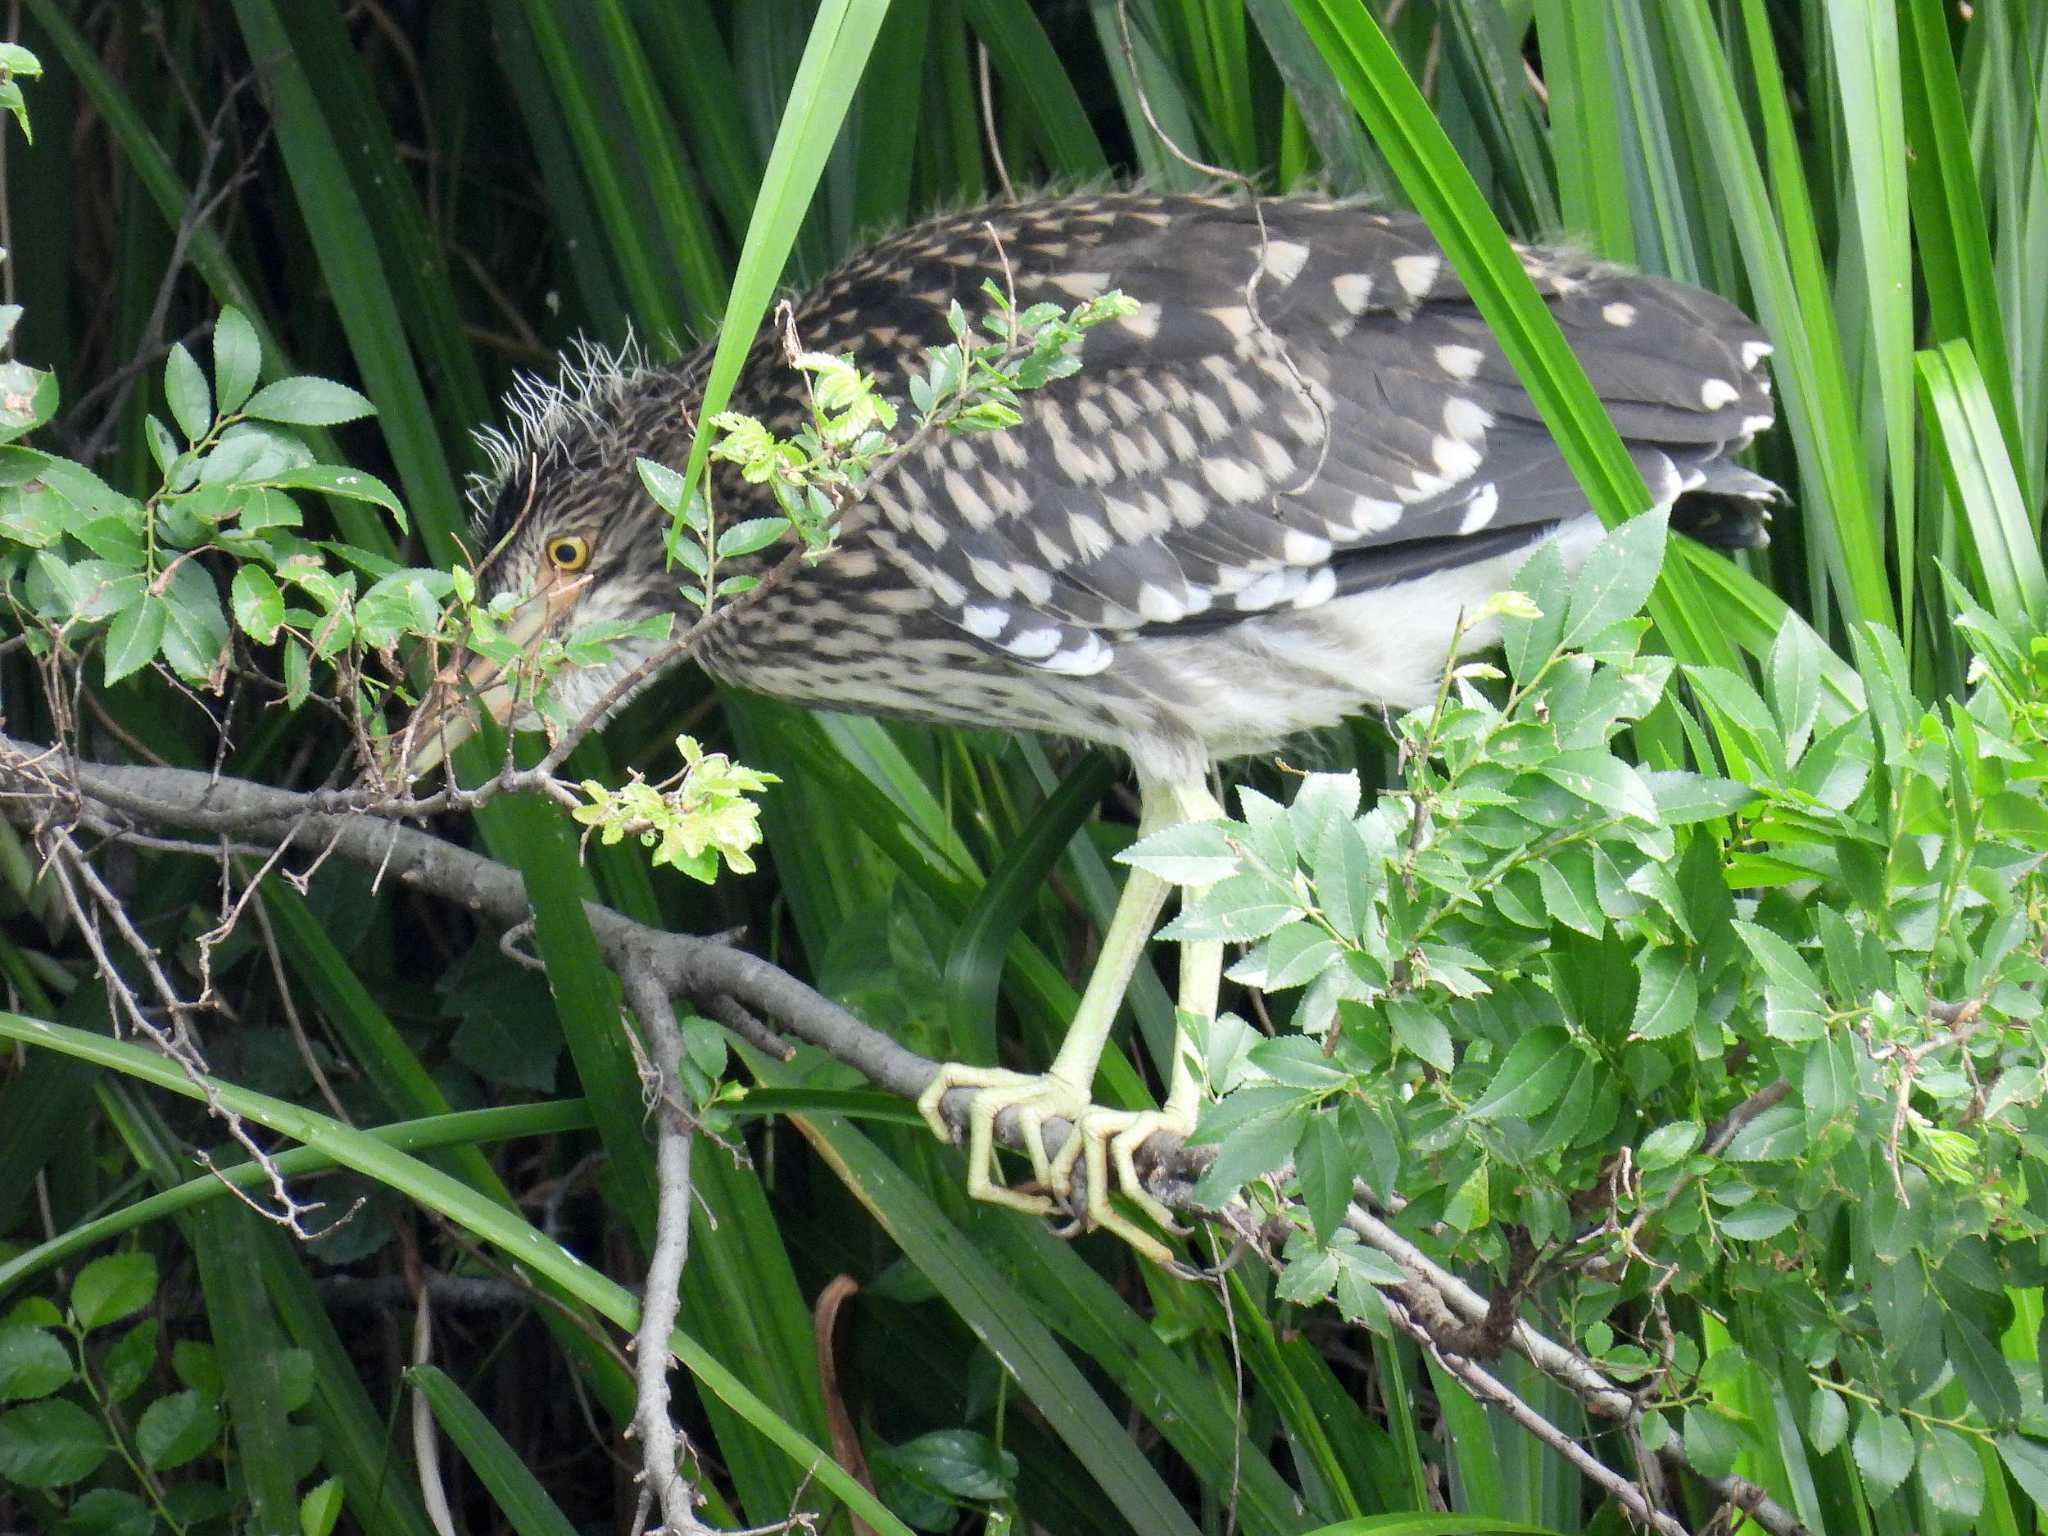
left=1435, top=344, right=1484, bottom=381
left=1741, top=340, right=1774, bottom=368
left=1261, top=239, right=1311, bottom=285
left=1332, top=272, right=1373, bottom=315
left=1393, top=253, right=1441, bottom=301
left=1700, top=378, right=1740, bottom=409
left=1458, top=483, right=1500, bottom=533
left=1602, top=302, right=1637, bottom=328
left=1442, top=397, right=1493, bottom=442
left=961, top=604, right=1007, bottom=639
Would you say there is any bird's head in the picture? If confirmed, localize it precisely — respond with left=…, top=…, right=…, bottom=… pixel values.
left=398, top=350, right=694, bottom=778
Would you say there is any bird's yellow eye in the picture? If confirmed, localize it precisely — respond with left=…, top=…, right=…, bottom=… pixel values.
left=546, top=534, right=591, bottom=572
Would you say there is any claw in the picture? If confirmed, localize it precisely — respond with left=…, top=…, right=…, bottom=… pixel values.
left=916, top=1064, right=1192, bottom=1261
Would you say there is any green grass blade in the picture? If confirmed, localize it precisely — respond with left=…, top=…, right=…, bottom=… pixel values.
left=794, top=1111, right=1203, bottom=1536
left=1666, top=0, right=1894, bottom=634
left=412, top=1365, right=582, bottom=1536
left=188, top=1203, right=303, bottom=1534
left=0, top=1010, right=915, bottom=1536
left=1824, top=2, right=1918, bottom=634
left=961, top=0, right=1109, bottom=176
left=0, top=1104, right=594, bottom=1302
left=225, top=0, right=466, bottom=562
left=1900, top=0, right=2025, bottom=490
left=1916, top=340, right=2048, bottom=627
left=1531, top=0, right=1634, bottom=260
left=678, top=0, right=892, bottom=506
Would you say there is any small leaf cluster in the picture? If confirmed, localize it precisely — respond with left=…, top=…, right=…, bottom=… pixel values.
left=0, top=306, right=412, bottom=701
left=675, top=281, right=1136, bottom=613
left=0, top=1250, right=338, bottom=1535
left=0, top=41, right=40, bottom=142
left=1126, top=511, right=2048, bottom=1518
left=572, top=734, right=778, bottom=883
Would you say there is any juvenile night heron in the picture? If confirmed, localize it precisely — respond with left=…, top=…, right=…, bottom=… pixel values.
left=409, top=191, right=1778, bottom=1258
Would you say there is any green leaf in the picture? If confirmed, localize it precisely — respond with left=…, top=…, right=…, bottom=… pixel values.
left=164, top=341, right=212, bottom=442
left=70, top=1250, right=157, bottom=1330
left=0, top=1399, right=110, bottom=1487
left=299, top=1476, right=346, bottom=1536
left=231, top=565, right=285, bottom=644
left=0, top=1326, right=71, bottom=1401
left=212, top=307, right=261, bottom=416
left=1388, top=998, right=1454, bottom=1073
left=1296, top=1111, right=1350, bottom=1244
left=1119, top=821, right=1240, bottom=886
left=1944, top=1312, right=2020, bottom=1428
left=1917, top=1425, right=1985, bottom=1518
left=1645, top=771, right=1755, bottom=824
left=1719, top=1203, right=1794, bottom=1240
left=58, top=1487, right=153, bottom=1536
left=158, top=559, right=230, bottom=682
left=136, top=1388, right=221, bottom=1470
left=1996, top=1435, right=2048, bottom=1508
left=1466, top=1026, right=1574, bottom=1122
left=1560, top=505, right=1669, bottom=649
left=241, top=376, right=375, bottom=426
left=1443, top=1162, right=1490, bottom=1231
left=1637, top=1121, right=1702, bottom=1172
left=1853, top=1409, right=1915, bottom=1504
left=101, top=594, right=166, bottom=686
left=716, top=516, right=792, bottom=559
left=1732, top=921, right=1828, bottom=1040
left=1683, top=1405, right=1744, bottom=1478
left=1536, top=750, right=1658, bottom=823
left=1632, top=948, right=1698, bottom=1041
left=1807, top=1388, right=1847, bottom=1455
left=1801, top=1033, right=1856, bottom=1132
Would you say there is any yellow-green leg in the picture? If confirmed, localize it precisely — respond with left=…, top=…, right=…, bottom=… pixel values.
left=915, top=775, right=1226, bottom=1261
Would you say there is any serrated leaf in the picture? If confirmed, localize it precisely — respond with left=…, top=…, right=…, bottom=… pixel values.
left=1683, top=1405, right=1744, bottom=1478
left=212, top=307, right=261, bottom=415
left=1537, top=750, right=1658, bottom=822
left=1561, top=506, right=1667, bottom=649
left=241, top=376, right=375, bottom=426
left=1917, top=1425, right=1984, bottom=1517
left=1638, top=1120, right=1702, bottom=1171
left=1996, top=1435, right=2048, bottom=1507
left=265, top=465, right=406, bottom=530
left=1467, top=1026, right=1575, bottom=1122
left=1387, top=999, right=1453, bottom=1072
left=299, top=1476, right=345, bottom=1536
left=1159, top=871, right=1301, bottom=942
left=1118, top=821, right=1240, bottom=885
left=164, top=342, right=211, bottom=442
left=101, top=595, right=166, bottom=685
left=715, top=515, right=790, bottom=559
left=135, top=1389, right=220, bottom=1470
left=1852, top=1410, right=1914, bottom=1503
left=158, top=560, right=229, bottom=682
left=1632, top=947, right=1699, bottom=1040
left=1808, top=1387, right=1847, bottom=1454
left=0, top=1327, right=71, bottom=1402
left=1720, top=1202, right=1794, bottom=1240
left=1644, top=770, right=1755, bottom=824
left=0, top=1399, right=110, bottom=1487
left=1723, top=1104, right=1805, bottom=1161
left=1296, top=1113, right=1349, bottom=1243
left=231, top=565, right=285, bottom=644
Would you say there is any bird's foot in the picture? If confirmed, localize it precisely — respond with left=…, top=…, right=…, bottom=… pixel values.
left=916, top=1064, right=1088, bottom=1217
left=917, top=1064, right=1188, bottom=1263
left=1049, top=1103, right=1194, bottom=1263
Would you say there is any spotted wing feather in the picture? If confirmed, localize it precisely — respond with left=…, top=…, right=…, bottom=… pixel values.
left=763, top=192, right=1775, bottom=674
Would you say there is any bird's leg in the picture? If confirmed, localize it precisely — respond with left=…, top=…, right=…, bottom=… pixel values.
left=915, top=840, right=1172, bottom=1220
left=1048, top=778, right=1226, bottom=1257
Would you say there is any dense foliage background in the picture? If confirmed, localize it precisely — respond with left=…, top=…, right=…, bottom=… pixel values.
left=3, top=3, right=2048, bottom=1535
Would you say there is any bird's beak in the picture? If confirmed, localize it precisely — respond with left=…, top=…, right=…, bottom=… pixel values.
left=395, top=573, right=587, bottom=780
